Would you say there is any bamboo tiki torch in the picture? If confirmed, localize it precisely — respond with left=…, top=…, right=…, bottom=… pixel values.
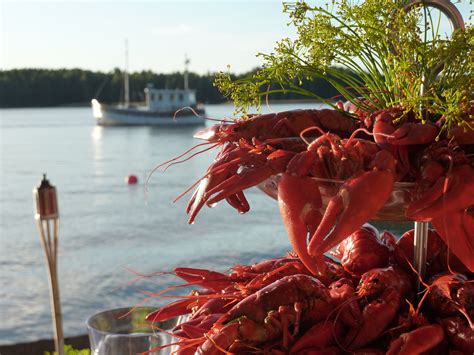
left=33, top=174, right=65, bottom=355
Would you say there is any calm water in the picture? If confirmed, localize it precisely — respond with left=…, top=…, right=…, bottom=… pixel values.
left=0, top=103, right=409, bottom=344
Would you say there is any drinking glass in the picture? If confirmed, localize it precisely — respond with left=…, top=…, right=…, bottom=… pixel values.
left=86, top=307, right=177, bottom=355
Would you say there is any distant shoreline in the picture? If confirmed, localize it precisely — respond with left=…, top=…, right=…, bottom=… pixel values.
left=0, top=68, right=343, bottom=109
left=0, top=98, right=330, bottom=110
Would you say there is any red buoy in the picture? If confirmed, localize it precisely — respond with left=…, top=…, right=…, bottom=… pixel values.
left=126, top=175, right=138, bottom=185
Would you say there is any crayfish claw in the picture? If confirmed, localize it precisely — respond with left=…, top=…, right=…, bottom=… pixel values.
left=278, top=173, right=327, bottom=275
left=308, top=174, right=394, bottom=257
left=387, top=122, right=439, bottom=146
left=308, top=150, right=396, bottom=257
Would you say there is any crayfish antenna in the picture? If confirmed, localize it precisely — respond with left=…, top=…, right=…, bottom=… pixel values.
left=299, top=126, right=327, bottom=145
left=343, top=127, right=374, bottom=148
left=162, top=144, right=218, bottom=172
left=145, top=142, right=217, bottom=203
left=173, top=106, right=227, bottom=123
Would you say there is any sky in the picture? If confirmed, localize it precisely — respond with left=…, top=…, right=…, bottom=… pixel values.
left=0, top=0, right=472, bottom=75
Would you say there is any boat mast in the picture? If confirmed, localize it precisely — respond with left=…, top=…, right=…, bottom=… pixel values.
left=184, top=54, right=190, bottom=90
left=124, top=39, right=130, bottom=107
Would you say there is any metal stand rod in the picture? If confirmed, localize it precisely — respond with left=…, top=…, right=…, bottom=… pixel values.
left=406, top=0, right=464, bottom=294
left=413, top=221, right=429, bottom=291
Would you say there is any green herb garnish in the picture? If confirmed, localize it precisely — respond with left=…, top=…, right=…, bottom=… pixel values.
left=215, top=0, right=473, bottom=133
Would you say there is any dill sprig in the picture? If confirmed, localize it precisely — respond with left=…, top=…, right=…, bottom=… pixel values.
left=214, top=0, right=472, bottom=132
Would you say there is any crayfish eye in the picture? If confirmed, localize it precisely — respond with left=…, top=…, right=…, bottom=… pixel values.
left=372, top=278, right=379, bottom=284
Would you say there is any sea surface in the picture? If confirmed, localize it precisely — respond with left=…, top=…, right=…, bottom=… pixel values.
left=0, top=103, right=410, bottom=344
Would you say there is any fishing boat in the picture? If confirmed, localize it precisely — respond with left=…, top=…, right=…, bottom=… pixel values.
left=91, top=54, right=206, bottom=126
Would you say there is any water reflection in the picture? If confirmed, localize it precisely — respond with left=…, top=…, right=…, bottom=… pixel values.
left=91, top=126, right=106, bottom=183
left=91, top=125, right=103, bottom=142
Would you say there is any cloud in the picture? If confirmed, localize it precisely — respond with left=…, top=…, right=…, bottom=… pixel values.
left=151, top=24, right=193, bottom=36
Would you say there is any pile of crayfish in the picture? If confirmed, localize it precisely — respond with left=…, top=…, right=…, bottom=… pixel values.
left=148, top=105, right=473, bottom=353
left=144, top=225, right=473, bottom=354
left=161, top=106, right=473, bottom=274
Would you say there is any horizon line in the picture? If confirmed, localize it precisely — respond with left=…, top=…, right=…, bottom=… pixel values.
left=0, top=66, right=261, bottom=76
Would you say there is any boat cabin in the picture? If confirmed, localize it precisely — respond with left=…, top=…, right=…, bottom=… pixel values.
left=144, top=85, right=197, bottom=112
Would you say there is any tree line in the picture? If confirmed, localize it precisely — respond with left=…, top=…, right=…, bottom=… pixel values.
left=0, top=68, right=344, bottom=108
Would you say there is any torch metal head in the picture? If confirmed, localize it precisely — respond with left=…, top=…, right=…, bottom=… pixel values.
left=33, top=174, right=59, bottom=220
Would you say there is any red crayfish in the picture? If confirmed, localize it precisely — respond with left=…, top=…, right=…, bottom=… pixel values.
left=155, top=105, right=473, bottom=275
left=142, top=224, right=472, bottom=354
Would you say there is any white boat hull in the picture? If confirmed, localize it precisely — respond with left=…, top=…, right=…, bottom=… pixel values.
left=91, top=100, right=206, bottom=126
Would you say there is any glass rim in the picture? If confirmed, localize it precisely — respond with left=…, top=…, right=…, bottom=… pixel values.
left=86, top=306, right=158, bottom=336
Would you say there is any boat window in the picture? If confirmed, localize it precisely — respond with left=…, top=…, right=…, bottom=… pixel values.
left=158, top=94, right=162, bottom=101
left=170, top=94, right=175, bottom=101
left=150, top=93, right=155, bottom=101
left=178, top=93, right=184, bottom=101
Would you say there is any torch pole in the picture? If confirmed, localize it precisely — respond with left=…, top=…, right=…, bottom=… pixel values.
left=37, top=219, right=64, bottom=355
